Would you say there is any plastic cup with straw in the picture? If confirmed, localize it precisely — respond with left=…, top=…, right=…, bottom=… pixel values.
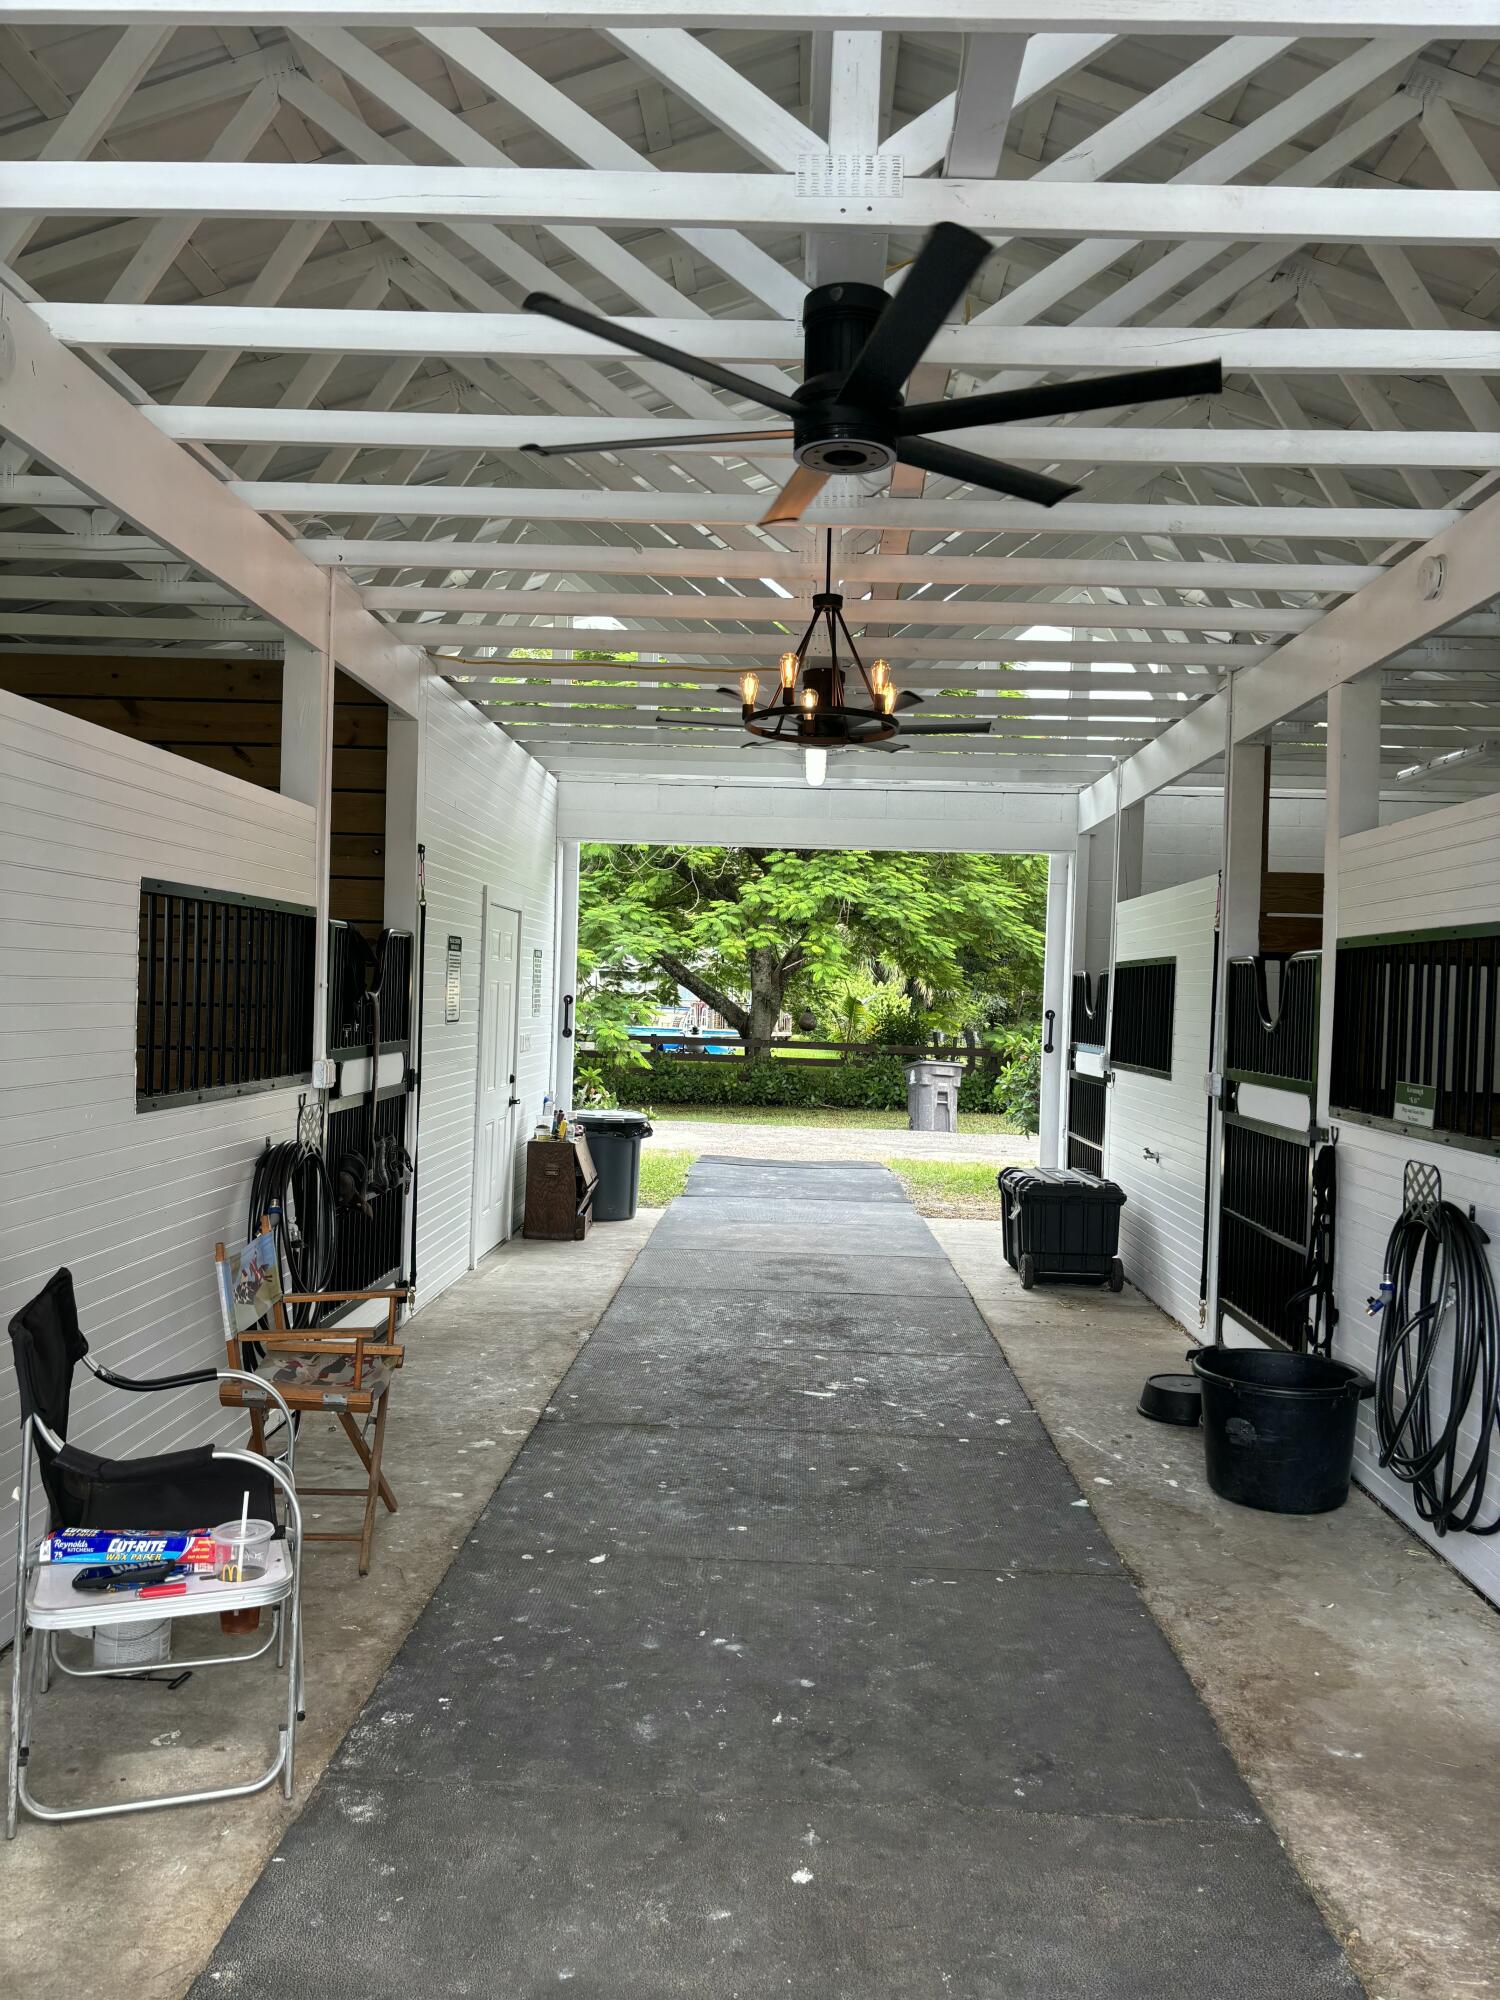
left=221, top=1488, right=250, bottom=1584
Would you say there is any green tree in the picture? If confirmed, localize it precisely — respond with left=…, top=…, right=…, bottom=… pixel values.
left=578, top=844, right=1046, bottom=1051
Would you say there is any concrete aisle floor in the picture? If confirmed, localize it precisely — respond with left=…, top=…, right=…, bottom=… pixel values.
left=0, top=1217, right=657, bottom=2000
left=190, top=1160, right=1359, bottom=1999
left=933, top=1219, right=1500, bottom=2000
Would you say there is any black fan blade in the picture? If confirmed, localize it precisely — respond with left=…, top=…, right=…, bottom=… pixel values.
left=522, top=292, right=801, bottom=417
left=655, top=714, right=743, bottom=729
left=899, top=719, right=995, bottom=735
left=837, top=223, right=992, bottom=408
left=894, top=688, right=923, bottom=711
left=896, top=437, right=1076, bottom=507
left=759, top=463, right=829, bottom=526
left=899, top=360, right=1224, bottom=435
left=522, top=427, right=793, bottom=458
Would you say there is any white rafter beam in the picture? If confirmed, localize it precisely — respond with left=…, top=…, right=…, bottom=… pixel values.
left=4, top=6, right=1483, bottom=32
left=34, top=305, right=1500, bottom=375
left=602, top=27, right=822, bottom=170
left=138, top=406, right=1500, bottom=472
left=6, top=163, right=1495, bottom=243
left=1078, top=481, right=1500, bottom=826
left=0, top=294, right=423, bottom=713
left=882, top=34, right=1114, bottom=174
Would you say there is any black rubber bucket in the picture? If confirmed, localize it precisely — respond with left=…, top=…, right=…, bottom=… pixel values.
left=1191, top=1347, right=1372, bottom=1515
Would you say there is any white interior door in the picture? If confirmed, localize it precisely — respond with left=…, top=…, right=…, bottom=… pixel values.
left=473, top=890, right=522, bottom=1262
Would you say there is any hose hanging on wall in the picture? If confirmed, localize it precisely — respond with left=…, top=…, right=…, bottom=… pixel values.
left=1285, top=1142, right=1339, bottom=1358
left=248, top=1135, right=338, bottom=1336
left=1370, top=1163, right=1500, bottom=1538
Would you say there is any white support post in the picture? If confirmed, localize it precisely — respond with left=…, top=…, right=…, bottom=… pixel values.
left=281, top=628, right=336, bottom=1071
left=1201, top=689, right=1268, bottom=1340
left=1115, top=802, right=1145, bottom=904
left=1316, top=678, right=1383, bottom=1127
left=1037, top=851, right=1070, bottom=1170
left=555, top=839, right=581, bottom=1112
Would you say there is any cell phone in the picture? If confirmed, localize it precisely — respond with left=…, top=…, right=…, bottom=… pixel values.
left=71, top=1561, right=188, bottom=1594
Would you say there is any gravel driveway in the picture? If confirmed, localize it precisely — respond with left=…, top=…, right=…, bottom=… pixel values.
left=644, top=1116, right=1039, bottom=1168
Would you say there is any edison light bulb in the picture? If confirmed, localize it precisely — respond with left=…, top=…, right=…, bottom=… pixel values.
left=739, top=671, right=760, bottom=706
left=799, top=685, right=818, bottom=712
left=779, top=650, right=798, bottom=689
left=804, top=746, right=828, bottom=787
left=880, top=685, right=897, bottom=714
left=871, top=657, right=890, bottom=692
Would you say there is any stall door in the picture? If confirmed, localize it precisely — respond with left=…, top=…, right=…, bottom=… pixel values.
left=472, top=891, right=522, bottom=1262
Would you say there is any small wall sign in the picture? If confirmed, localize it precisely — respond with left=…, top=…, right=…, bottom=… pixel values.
left=1394, top=1079, right=1436, bottom=1129
left=531, top=947, right=544, bottom=1017
left=444, top=934, right=463, bottom=1023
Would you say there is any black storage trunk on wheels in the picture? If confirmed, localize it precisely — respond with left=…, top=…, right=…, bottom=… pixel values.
left=998, top=1166, right=1127, bottom=1291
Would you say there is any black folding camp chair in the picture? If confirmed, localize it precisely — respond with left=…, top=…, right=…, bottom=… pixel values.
left=5, top=1268, right=305, bottom=1837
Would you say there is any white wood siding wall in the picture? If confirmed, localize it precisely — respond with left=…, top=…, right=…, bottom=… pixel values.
left=1105, top=876, right=1218, bottom=1335
left=414, top=679, right=558, bottom=1307
left=0, top=692, right=317, bottom=1643
left=1332, top=792, right=1500, bottom=1610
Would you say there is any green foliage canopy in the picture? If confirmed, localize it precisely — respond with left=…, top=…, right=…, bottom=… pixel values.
left=578, top=843, right=1046, bottom=1051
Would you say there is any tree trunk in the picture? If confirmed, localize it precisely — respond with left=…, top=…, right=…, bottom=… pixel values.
left=746, top=945, right=784, bottom=1051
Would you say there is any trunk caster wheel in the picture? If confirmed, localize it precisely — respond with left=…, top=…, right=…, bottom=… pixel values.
left=1109, top=1258, right=1125, bottom=1294
left=1019, top=1254, right=1036, bottom=1291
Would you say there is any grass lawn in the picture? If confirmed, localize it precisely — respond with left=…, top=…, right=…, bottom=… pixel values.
left=638, top=1148, right=695, bottom=1207
left=645, top=1104, right=1021, bottom=1135
left=636, top=1144, right=1002, bottom=1220
left=887, top=1158, right=1003, bottom=1220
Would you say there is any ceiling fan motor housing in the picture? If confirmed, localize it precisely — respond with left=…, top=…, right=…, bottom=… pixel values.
left=794, top=281, right=900, bottom=474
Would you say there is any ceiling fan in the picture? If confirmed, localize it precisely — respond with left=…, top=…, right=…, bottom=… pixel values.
left=520, top=220, right=1223, bottom=526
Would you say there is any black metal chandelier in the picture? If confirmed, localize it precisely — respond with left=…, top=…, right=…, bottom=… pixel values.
left=659, top=533, right=994, bottom=784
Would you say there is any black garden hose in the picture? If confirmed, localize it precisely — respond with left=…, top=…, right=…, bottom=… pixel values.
left=248, top=1139, right=338, bottom=1332
left=1374, top=1198, right=1500, bottom=1537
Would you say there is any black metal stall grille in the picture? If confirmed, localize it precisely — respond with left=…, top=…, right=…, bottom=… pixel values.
left=137, top=881, right=315, bottom=1107
left=322, top=921, right=417, bottom=1304
left=1226, top=953, right=1320, bottom=1093
left=1070, top=971, right=1109, bottom=1049
left=1109, top=958, right=1176, bottom=1077
left=1066, top=1072, right=1107, bottom=1174
left=324, top=1092, right=408, bottom=1305
left=1218, top=1118, right=1313, bottom=1349
left=328, top=924, right=415, bottom=1052
left=1330, top=929, right=1500, bottom=1149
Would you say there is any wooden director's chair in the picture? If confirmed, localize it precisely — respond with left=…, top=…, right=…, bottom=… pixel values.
left=215, top=1223, right=409, bottom=1574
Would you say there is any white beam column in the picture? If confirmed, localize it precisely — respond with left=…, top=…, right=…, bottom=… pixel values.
left=555, top=839, right=581, bottom=1110
left=1038, top=850, right=1070, bottom=1169
left=1316, top=678, right=1383, bottom=1126
left=282, top=632, right=336, bottom=1070
left=1221, top=742, right=1268, bottom=958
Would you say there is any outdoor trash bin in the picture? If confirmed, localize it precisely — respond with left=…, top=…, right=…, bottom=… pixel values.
left=572, top=1110, right=654, bottom=1221
left=905, top=1059, right=964, bottom=1133
left=998, top=1165, right=1126, bottom=1291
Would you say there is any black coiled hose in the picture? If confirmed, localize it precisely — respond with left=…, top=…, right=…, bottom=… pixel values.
left=1375, top=1199, right=1500, bottom=1537
left=248, top=1139, right=338, bottom=1333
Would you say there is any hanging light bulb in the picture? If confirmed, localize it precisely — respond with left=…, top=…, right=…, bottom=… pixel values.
left=871, top=657, right=891, bottom=693
left=804, top=746, right=828, bottom=787
left=739, top=671, right=760, bottom=707
left=779, top=650, right=798, bottom=689
left=880, top=685, right=897, bottom=715
left=799, top=685, right=818, bottom=712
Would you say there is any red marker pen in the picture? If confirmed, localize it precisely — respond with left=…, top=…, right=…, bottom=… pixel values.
left=137, top=1581, right=189, bottom=1599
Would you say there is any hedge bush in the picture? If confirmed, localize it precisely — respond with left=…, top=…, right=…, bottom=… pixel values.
left=592, top=1053, right=1003, bottom=1114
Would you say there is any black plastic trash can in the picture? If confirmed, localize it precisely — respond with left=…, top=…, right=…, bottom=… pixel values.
left=998, top=1166, right=1126, bottom=1291
left=572, top=1110, right=654, bottom=1221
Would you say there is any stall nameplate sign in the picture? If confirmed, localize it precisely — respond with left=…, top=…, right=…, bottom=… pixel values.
left=445, top=934, right=462, bottom=1024
left=1394, top=1079, right=1436, bottom=1129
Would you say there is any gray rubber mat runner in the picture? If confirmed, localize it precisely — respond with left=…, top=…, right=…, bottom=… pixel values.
left=194, top=1159, right=1362, bottom=1999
